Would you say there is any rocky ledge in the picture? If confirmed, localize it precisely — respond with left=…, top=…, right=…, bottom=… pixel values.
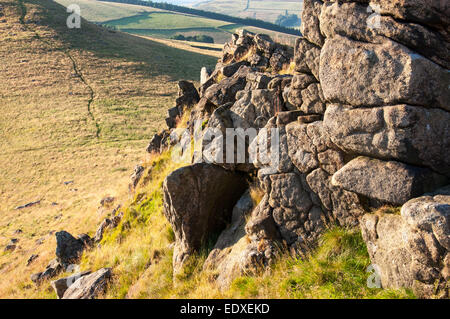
left=144, top=0, right=449, bottom=298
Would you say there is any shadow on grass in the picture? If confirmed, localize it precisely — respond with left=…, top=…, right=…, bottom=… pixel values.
left=21, top=0, right=218, bottom=82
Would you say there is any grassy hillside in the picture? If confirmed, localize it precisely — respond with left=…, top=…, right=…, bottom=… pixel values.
left=55, top=0, right=164, bottom=22
left=0, top=0, right=216, bottom=298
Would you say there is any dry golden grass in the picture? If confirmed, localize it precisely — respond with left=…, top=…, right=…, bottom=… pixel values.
left=136, top=34, right=223, bottom=58
left=54, top=0, right=167, bottom=23
left=0, top=0, right=216, bottom=298
left=278, top=61, right=296, bottom=75
left=249, top=185, right=264, bottom=207
left=0, top=0, right=415, bottom=300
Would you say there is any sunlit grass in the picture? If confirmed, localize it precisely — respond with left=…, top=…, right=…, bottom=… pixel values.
left=226, top=227, right=415, bottom=299
left=0, top=0, right=215, bottom=298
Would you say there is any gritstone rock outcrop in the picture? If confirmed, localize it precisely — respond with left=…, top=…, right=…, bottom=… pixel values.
left=150, top=0, right=449, bottom=298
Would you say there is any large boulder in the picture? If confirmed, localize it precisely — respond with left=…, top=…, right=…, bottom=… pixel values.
left=333, top=157, right=449, bottom=205
left=320, top=36, right=449, bottom=111
left=319, top=1, right=450, bottom=68
left=62, top=268, right=112, bottom=299
left=324, top=104, right=450, bottom=176
left=176, top=80, right=200, bottom=111
left=301, top=0, right=325, bottom=47
left=163, top=163, right=248, bottom=274
left=204, top=66, right=251, bottom=106
left=55, top=231, right=91, bottom=265
left=51, top=271, right=91, bottom=299
left=360, top=186, right=450, bottom=298
left=31, top=259, right=63, bottom=284
left=203, top=192, right=255, bottom=290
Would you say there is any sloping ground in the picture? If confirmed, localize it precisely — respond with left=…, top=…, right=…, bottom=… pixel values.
left=0, top=0, right=216, bottom=298
left=54, top=0, right=167, bottom=23
left=54, top=0, right=299, bottom=45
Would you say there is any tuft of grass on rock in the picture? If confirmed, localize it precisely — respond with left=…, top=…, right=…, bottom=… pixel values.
left=374, top=206, right=402, bottom=216
left=228, top=227, right=416, bottom=299
left=249, top=185, right=265, bottom=207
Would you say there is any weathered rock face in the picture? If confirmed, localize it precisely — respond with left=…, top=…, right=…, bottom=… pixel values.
left=320, top=36, right=449, bottom=111
left=31, top=258, right=63, bottom=284
left=301, top=0, right=325, bottom=47
left=324, top=104, right=450, bottom=176
left=158, top=0, right=449, bottom=296
left=285, top=121, right=365, bottom=227
left=204, top=66, right=251, bottom=107
left=163, top=163, right=248, bottom=274
left=200, top=87, right=283, bottom=172
left=333, top=157, right=449, bottom=205
left=219, top=30, right=293, bottom=73
left=201, top=190, right=282, bottom=291
left=51, top=271, right=91, bottom=299
left=319, top=1, right=450, bottom=69
left=294, top=38, right=320, bottom=80
left=371, top=0, right=450, bottom=34
left=55, top=231, right=91, bottom=265
left=361, top=186, right=450, bottom=298
left=62, top=268, right=112, bottom=299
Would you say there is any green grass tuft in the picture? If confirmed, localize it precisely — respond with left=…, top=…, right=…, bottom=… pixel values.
left=228, top=227, right=415, bottom=299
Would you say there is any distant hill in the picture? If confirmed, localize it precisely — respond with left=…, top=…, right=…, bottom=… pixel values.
left=100, top=0, right=302, bottom=36
left=192, top=0, right=303, bottom=24
left=55, top=0, right=300, bottom=45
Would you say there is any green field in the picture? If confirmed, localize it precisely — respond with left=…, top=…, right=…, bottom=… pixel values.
left=104, top=11, right=235, bottom=43
left=54, top=0, right=299, bottom=45
left=107, top=12, right=228, bottom=29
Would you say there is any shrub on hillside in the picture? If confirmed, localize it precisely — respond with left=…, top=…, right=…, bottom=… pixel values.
left=170, top=34, right=214, bottom=44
